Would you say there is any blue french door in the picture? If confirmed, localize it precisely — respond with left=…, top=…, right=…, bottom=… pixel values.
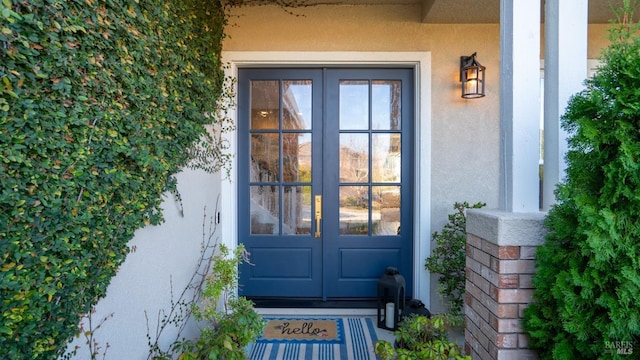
left=238, top=68, right=414, bottom=300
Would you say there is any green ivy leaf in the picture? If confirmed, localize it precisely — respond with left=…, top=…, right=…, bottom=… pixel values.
left=0, top=0, right=231, bottom=358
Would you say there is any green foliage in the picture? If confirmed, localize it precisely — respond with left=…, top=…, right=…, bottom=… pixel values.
left=183, top=297, right=264, bottom=360
left=375, top=314, right=470, bottom=360
left=524, top=2, right=640, bottom=358
left=169, top=243, right=265, bottom=360
left=426, top=201, right=485, bottom=316
left=147, top=210, right=264, bottom=360
left=0, top=0, right=230, bottom=358
left=145, top=208, right=220, bottom=359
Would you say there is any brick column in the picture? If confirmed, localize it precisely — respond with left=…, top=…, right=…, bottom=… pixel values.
left=464, top=210, right=546, bottom=360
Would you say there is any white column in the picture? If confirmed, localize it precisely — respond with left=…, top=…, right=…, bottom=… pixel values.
left=542, top=0, right=588, bottom=210
left=500, top=0, right=542, bottom=212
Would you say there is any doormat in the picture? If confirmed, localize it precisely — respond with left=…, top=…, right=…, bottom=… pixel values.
left=249, top=317, right=379, bottom=360
left=261, top=318, right=343, bottom=343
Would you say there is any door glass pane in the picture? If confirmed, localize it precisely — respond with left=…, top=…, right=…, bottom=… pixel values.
left=373, top=186, right=401, bottom=235
left=372, top=133, right=401, bottom=182
left=251, top=133, right=279, bottom=182
left=251, top=80, right=280, bottom=130
left=283, top=133, right=311, bottom=182
left=340, top=133, right=369, bottom=183
left=372, top=80, right=401, bottom=130
left=283, top=80, right=312, bottom=130
left=250, top=185, right=279, bottom=234
left=283, top=185, right=311, bottom=235
left=340, top=80, right=369, bottom=130
left=340, top=185, right=369, bottom=235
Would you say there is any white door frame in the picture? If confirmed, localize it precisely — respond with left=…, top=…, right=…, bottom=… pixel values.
left=220, top=51, right=432, bottom=305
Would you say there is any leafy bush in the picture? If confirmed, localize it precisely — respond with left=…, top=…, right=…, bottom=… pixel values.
left=181, top=296, right=264, bottom=360
left=426, top=201, right=485, bottom=316
left=186, top=242, right=264, bottom=360
left=524, top=3, right=640, bottom=358
left=0, top=0, right=229, bottom=358
left=153, top=238, right=264, bottom=360
left=375, top=314, right=470, bottom=360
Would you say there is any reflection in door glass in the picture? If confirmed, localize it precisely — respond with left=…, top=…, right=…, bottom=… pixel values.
left=283, top=186, right=311, bottom=235
left=372, top=80, right=401, bottom=130
left=339, top=186, right=369, bottom=235
left=250, top=133, right=279, bottom=182
left=373, top=186, right=401, bottom=235
left=249, top=78, right=315, bottom=237
left=250, top=185, right=279, bottom=234
left=283, top=133, right=311, bottom=182
left=283, top=80, right=312, bottom=130
left=372, top=133, right=401, bottom=182
left=251, top=81, right=280, bottom=130
left=339, top=133, right=369, bottom=183
left=339, top=81, right=369, bottom=130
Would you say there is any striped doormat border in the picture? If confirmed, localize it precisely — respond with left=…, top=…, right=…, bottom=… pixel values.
left=249, top=317, right=380, bottom=360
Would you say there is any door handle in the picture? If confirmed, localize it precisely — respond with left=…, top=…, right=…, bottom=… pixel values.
left=314, top=195, right=322, bottom=238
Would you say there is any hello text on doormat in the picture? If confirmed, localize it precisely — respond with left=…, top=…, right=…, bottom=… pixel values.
left=261, top=318, right=343, bottom=343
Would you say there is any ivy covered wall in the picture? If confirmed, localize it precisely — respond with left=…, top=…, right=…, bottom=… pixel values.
left=0, top=0, right=227, bottom=358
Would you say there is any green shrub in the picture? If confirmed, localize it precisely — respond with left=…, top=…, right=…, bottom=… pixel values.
left=375, top=314, right=470, bottom=360
left=149, top=217, right=264, bottom=360
left=524, top=2, right=640, bottom=358
left=426, top=201, right=485, bottom=317
left=0, top=0, right=229, bottom=358
left=170, top=241, right=265, bottom=360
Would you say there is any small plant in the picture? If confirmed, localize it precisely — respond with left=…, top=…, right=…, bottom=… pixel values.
left=147, top=207, right=264, bottom=360
left=63, top=309, right=114, bottom=360
left=426, top=201, right=485, bottom=317
left=178, top=243, right=264, bottom=360
left=375, top=314, right=470, bottom=360
left=181, top=296, right=264, bottom=360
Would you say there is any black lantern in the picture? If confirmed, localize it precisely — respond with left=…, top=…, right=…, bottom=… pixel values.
left=377, top=267, right=406, bottom=330
left=460, top=52, right=486, bottom=99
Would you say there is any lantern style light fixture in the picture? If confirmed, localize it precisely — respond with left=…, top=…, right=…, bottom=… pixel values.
left=460, top=52, right=486, bottom=99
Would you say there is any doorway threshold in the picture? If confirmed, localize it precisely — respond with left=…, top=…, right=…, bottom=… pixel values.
left=256, top=307, right=376, bottom=316
left=250, top=298, right=376, bottom=308
left=250, top=298, right=378, bottom=316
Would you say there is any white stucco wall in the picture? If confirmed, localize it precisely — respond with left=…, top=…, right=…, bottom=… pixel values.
left=66, top=168, right=222, bottom=359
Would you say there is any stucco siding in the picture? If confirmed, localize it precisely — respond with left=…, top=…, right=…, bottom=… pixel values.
left=67, top=169, right=222, bottom=359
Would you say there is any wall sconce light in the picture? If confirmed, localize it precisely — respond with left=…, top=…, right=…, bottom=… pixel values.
left=460, top=52, right=486, bottom=99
